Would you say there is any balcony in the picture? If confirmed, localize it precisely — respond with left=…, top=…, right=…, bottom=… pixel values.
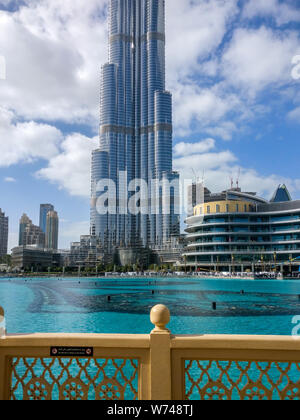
left=1, top=305, right=300, bottom=400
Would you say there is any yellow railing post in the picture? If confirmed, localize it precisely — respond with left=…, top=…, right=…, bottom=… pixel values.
left=0, top=352, right=8, bottom=401
left=149, top=305, right=172, bottom=400
left=0, top=306, right=5, bottom=338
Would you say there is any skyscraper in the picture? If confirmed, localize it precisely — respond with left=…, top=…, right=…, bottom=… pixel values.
left=39, top=204, right=54, bottom=233
left=19, top=214, right=45, bottom=249
left=91, top=0, right=180, bottom=250
left=45, top=211, right=59, bottom=251
left=187, top=183, right=208, bottom=217
left=0, top=209, right=8, bottom=257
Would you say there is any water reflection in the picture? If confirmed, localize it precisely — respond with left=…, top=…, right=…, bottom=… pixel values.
left=2, top=278, right=300, bottom=318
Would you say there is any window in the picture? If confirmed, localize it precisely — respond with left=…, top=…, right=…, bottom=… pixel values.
left=207, top=206, right=211, bottom=214
left=236, top=204, right=239, bottom=212
left=226, top=204, right=229, bottom=213
left=216, top=204, right=220, bottom=213
left=244, top=204, right=247, bottom=212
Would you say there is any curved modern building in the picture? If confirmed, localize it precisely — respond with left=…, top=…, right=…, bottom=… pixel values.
left=184, top=185, right=300, bottom=273
left=91, top=0, right=179, bottom=251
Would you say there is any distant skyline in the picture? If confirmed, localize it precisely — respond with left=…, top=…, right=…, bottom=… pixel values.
left=0, top=0, right=300, bottom=251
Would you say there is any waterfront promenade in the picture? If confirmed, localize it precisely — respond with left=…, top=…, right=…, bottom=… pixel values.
left=0, top=271, right=292, bottom=280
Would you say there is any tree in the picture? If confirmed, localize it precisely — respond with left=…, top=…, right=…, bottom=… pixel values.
left=0, top=255, right=11, bottom=265
left=105, top=264, right=114, bottom=272
left=97, top=263, right=105, bottom=272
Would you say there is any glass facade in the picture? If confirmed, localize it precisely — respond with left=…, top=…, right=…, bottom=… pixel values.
left=91, top=0, right=179, bottom=250
left=39, top=204, right=54, bottom=234
left=0, top=209, right=8, bottom=257
left=90, top=149, right=109, bottom=247
left=184, top=189, right=300, bottom=270
left=45, top=211, right=59, bottom=251
left=270, top=184, right=292, bottom=203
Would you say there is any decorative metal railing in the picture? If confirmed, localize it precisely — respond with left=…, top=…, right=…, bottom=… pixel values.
left=10, top=357, right=139, bottom=400
left=184, top=360, right=300, bottom=400
left=1, top=305, right=300, bottom=400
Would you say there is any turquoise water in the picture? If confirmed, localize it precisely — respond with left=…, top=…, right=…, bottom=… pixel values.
left=3, top=277, right=300, bottom=400
left=1, top=277, right=300, bottom=336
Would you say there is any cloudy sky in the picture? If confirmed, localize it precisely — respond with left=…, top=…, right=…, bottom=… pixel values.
left=0, top=0, right=300, bottom=251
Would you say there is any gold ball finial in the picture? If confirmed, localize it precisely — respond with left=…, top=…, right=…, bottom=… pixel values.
left=150, top=304, right=170, bottom=332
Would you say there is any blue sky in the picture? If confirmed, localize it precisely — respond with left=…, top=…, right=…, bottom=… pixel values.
left=0, top=0, right=300, bottom=251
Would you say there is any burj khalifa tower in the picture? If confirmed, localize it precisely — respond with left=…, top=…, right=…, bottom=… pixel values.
left=91, top=0, right=180, bottom=250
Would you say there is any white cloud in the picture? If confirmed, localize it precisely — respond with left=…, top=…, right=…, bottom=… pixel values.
left=287, top=106, right=300, bottom=122
left=0, top=107, right=62, bottom=166
left=222, top=26, right=300, bottom=96
left=166, top=0, right=238, bottom=83
left=165, top=0, right=241, bottom=139
left=0, top=0, right=107, bottom=125
left=243, top=0, right=300, bottom=26
left=173, top=83, right=241, bottom=138
left=173, top=139, right=300, bottom=199
left=0, top=104, right=98, bottom=198
left=37, top=132, right=98, bottom=197
left=4, top=177, right=16, bottom=182
left=174, top=151, right=237, bottom=179
left=174, top=139, right=215, bottom=157
left=0, top=106, right=98, bottom=198
left=205, top=122, right=238, bottom=142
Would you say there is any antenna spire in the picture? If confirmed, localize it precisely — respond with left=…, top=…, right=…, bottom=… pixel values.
left=236, top=168, right=241, bottom=189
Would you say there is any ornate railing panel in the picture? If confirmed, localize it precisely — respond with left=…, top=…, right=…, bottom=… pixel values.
left=171, top=336, right=300, bottom=401
left=184, top=360, right=300, bottom=400
left=10, top=357, right=138, bottom=400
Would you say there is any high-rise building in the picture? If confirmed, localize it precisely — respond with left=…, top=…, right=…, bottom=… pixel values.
left=67, top=235, right=105, bottom=268
left=19, top=214, right=30, bottom=246
left=45, top=210, right=59, bottom=250
left=187, top=183, right=209, bottom=217
left=91, top=0, right=180, bottom=251
left=0, top=209, right=8, bottom=257
left=19, top=214, right=45, bottom=248
left=39, top=204, right=54, bottom=233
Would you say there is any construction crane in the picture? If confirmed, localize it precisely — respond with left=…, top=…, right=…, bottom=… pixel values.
left=192, top=168, right=197, bottom=183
